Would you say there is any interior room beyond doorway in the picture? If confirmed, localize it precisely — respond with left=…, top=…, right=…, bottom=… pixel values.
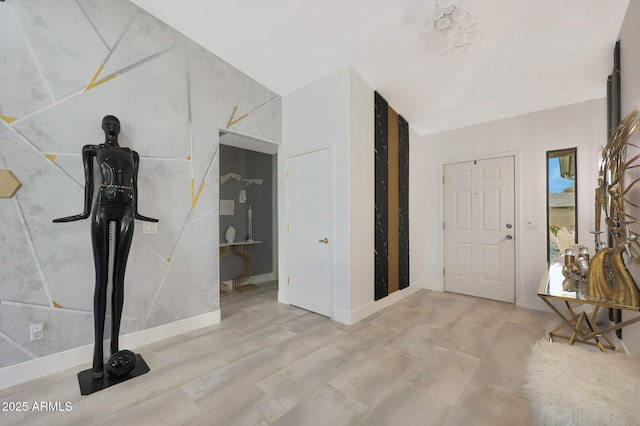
left=219, top=131, right=279, bottom=315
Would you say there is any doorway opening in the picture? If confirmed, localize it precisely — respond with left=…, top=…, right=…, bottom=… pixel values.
left=219, top=130, right=279, bottom=317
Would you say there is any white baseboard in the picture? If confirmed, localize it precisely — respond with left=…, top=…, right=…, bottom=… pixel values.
left=421, top=279, right=443, bottom=291
left=0, top=310, right=221, bottom=391
left=336, top=285, right=421, bottom=325
left=277, top=290, right=288, bottom=305
left=332, top=307, right=351, bottom=324
left=519, top=295, right=550, bottom=312
left=220, top=273, right=275, bottom=290
left=250, top=272, right=276, bottom=283
left=618, top=338, right=631, bottom=357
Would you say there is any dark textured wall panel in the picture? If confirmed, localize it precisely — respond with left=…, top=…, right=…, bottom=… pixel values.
left=399, top=115, right=410, bottom=290
left=387, top=106, right=400, bottom=295
left=374, top=92, right=410, bottom=301
left=374, top=91, right=389, bottom=301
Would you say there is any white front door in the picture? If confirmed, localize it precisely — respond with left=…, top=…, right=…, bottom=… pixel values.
left=288, top=148, right=333, bottom=317
left=444, top=156, right=515, bottom=303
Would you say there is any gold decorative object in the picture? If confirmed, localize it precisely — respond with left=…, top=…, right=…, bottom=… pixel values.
left=561, top=248, right=589, bottom=284
left=0, top=170, right=22, bottom=198
left=597, top=109, right=640, bottom=256
left=539, top=263, right=640, bottom=352
left=588, top=243, right=640, bottom=307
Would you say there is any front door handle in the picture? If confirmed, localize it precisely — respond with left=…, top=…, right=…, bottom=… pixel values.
left=505, top=234, right=513, bottom=240
left=318, top=238, right=329, bottom=244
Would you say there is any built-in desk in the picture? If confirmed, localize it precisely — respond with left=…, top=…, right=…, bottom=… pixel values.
left=538, top=262, right=640, bottom=351
left=219, top=241, right=262, bottom=294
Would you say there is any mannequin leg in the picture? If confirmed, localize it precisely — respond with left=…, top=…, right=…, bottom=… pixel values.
left=90, top=211, right=110, bottom=379
left=110, top=211, right=134, bottom=355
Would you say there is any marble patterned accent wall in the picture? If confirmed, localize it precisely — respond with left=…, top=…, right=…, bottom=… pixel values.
left=399, top=116, right=410, bottom=290
left=374, top=92, right=389, bottom=301
left=0, top=0, right=281, bottom=368
left=374, top=92, right=409, bottom=301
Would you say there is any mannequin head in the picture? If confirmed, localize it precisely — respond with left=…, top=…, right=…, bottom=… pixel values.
left=102, top=115, right=121, bottom=139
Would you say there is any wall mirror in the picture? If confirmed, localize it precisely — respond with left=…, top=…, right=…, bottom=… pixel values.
left=547, top=148, right=577, bottom=261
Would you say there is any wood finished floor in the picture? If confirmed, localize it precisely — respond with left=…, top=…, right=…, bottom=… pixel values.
left=0, top=281, right=556, bottom=425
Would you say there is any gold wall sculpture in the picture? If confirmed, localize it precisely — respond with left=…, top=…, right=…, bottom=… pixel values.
left=591, top=108, right=640, bottom=306
left=597, top=109, right=640, bottom=257
left=588, top=243, right=640, bottom=307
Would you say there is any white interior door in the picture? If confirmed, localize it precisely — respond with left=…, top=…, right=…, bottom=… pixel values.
left=444, top=156, right=515, bottom=303
left=288, top=148, right=333, bottom=317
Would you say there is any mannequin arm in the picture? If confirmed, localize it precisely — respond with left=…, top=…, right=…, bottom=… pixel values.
left=132, top=150, right=158, bottom=222
left=52, top=145, right=95, bottom=222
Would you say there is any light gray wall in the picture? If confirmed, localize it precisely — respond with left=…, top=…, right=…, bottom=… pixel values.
left=0, top=0, right=280, bottom=368
left=416, top=98, right=606, bottom=310
left=617, top=0, right=640, bottom=357
left=219, top=145, right=274, bottom=280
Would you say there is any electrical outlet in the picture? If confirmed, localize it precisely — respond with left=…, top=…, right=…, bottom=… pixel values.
left=143, top=222, right=158, bottom=234
left=30, top=323, right=44, bottom=341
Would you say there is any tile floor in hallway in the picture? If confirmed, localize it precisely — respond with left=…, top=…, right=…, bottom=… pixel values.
left=0, top=282, right=557, bottom=425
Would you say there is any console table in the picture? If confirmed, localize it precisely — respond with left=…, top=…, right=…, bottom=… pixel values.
left=538, top=262, right=640, bottom=351
left=219, top=241, right=262, bottom=294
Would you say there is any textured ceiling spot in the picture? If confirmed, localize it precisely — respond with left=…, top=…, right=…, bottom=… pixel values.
left=0, top=170, right=22, bottom=198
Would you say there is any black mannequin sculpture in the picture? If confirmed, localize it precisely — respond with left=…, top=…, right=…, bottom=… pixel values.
left=53, top=115, right=157, bottom=380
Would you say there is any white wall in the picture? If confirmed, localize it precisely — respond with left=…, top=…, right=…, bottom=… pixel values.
left=279, top=68, right=349, bottom=315
left=417, top=98, right=607, bottom=311
left=281, top=67, right=418, bottom=324
left=348, top=68, right=375, bottom=315
left=617, top=0, right=640, bottom=357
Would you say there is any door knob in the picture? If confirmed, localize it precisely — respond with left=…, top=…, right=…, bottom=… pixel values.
left=318, top=238, right=329, bottom=244
left=506, top=223, right=513, bottom=229
left=505, top=234, right=513, bottom=240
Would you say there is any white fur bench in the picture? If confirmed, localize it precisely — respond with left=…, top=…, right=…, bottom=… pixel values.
left=525, top=339, right=640, bottom=425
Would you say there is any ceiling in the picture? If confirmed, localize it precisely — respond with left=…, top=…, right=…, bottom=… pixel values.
left=131, top=0, right=629, bottom=135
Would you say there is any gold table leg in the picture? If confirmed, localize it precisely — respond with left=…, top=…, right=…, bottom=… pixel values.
left=219, top=246, right=231, bottom=296
left=540, top=296, right=617, bottom=351
left=231, top=245, right=258, bottom=292
left=219, top=244, right=260, bottom=293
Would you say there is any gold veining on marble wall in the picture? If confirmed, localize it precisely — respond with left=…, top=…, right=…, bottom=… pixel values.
left=0, top=0, right=281, bottom=371
left=85, top=64, right=118, bottom=91
left=227, top=105, right=249, bottom=127
left=0, top=170, right=22, bottom=198
left=191, top=178, right=206, bottom=209
left=1, top=115, right=17, bottom=124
